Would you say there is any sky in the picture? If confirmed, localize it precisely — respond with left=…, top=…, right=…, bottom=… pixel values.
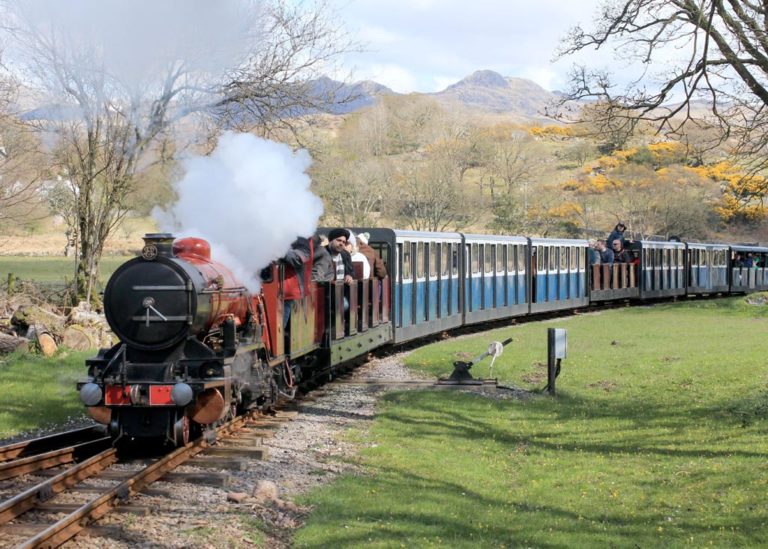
left=331, top=0, right=608, bottom=93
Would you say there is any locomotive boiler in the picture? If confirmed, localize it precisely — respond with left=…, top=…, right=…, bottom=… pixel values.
left=78, top=233, right=278, bottom=446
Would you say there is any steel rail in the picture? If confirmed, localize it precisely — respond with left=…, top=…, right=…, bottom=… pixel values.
left=17, top=414, right=251, bottom=549
left=0, top=448, right=118, bottom=525
left=0, top=426, right=105, bottom=463
left=0, top=437, right=112, bottom=482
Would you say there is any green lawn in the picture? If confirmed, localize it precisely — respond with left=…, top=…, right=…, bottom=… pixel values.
left=295, top=296, right=768, bottom=547
left=0, top=351, right=90, bottom=439
left=0, top=256, right=132, bottom=284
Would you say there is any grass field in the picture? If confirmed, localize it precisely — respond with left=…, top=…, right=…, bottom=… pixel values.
left=294, top=297, right=768, bottom=547
left=0, top=256, right=133, bottom=284
left=0, top=351, right=90, bottom=439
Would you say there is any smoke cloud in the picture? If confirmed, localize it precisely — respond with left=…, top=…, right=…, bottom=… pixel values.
left=8, top=0, right=260, bottom=94
left=154, top=132, right=324, bottom=291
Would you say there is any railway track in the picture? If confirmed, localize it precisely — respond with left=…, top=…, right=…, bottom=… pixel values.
left=0, top=411, right=290, bottom=548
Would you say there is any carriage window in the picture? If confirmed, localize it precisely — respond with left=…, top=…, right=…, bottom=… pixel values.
left=518, top=245, right=526, bottom=273
left=560, top=246, right=567, bottom=270
left=452, top=246, right=459, bottom=276
left=471, top=243, right=479, bottom=274
left=441, top=244, right=449, bottom=276
left=679, top=249, right=684, bottom=267
left=701, top=250, right=708, bottom=267
left=484, top=244, right=493, bottom=274
left=535, top=247, right=543, bottom=271
left=402, top=242, right=411, bottom=279
left=429, top=243, right=437, bottom=277
left=508, top=245, right=516, bottom=272
left=549, top=247, right=557, bottom=270
left=416, top=242, right=425, bottom=278
left=497, top=245, right=506, bottom=272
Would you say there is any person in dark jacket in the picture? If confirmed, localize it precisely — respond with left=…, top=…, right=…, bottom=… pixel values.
left=607, top=223, right=627, bottom=249
left=327, top=228, right=354, bottom=284
left=311, top=235, right=334, bottom=282
left=611, top=238, right=632, bottom=263
left=597, top=240, right=614, bottom=264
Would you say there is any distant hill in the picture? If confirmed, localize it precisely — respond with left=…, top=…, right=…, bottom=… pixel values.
left=19, top=71, right=561, bottom=123
left=308, top=76, right=395, bottom=114
left=430, top=70, right=559, bottom=120
left=307, top=70, right=561, bottom=122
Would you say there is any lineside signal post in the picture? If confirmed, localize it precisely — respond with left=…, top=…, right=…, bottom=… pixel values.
left=547, top=328, right=567, bottom=395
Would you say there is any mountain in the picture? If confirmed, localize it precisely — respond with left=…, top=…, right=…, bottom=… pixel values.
left=430, top=70, right=558, bottom=119
left=308, top=76, right=395, bottom=114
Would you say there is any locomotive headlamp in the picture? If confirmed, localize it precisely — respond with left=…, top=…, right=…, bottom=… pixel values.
left=171, top=383, right=194, bottom=406
left=79, top=383, right=103, bottom=406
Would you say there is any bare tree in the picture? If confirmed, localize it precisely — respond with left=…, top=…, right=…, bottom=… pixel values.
left=557, top=0, right=768, bottom=181
left=2, top=0, right=352, bottom=303
left=391, top=158, right=474, bottom=232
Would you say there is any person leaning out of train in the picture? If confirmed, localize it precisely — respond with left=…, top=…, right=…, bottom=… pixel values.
left=281, top=237, right=312, bottom=327
left=346, top=231, right=371, bottom=279
left=311, top=235, right=334, bottom=282
left=356, top=232, right=388, bottom=279
left=607, top=222, right=627, bottom=249
left=611, top=239, right=632, bottom=263
left=588, top=239, right=601, bottom=265
left=596, top=239, right=614, bottom=264
left=327, top=228, right=354, bottom=285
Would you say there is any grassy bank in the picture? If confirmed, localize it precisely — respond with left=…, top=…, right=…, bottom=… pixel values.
left=0, top=351, right=90, bottom=439
left=0, top=256, right=132, bottom=284
left=295, top=297, right=768, bottom=547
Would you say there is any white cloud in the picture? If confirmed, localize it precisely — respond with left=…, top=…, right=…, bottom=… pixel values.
left=337, top=0, right=607, bottom=92
left=359, top=64, right=417, bottom=93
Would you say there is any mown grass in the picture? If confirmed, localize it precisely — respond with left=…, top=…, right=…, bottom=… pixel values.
left=0, top=256, right=132, bottom=284
left=0, top=351, right=90, bottom=439
left=294, top=296, right=768, bottom=547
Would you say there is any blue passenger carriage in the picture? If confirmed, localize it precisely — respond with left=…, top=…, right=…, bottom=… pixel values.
left=529, top=238, right=589, bottom=313
left=686, top=243, right=729, bottom=295
left=729, top=245, right=768, bottom=292
left=639, top=240, right=686, bottom=299
left=462, top=234, right=528, bottom=324
left=367, top=229, right=463, bottom=343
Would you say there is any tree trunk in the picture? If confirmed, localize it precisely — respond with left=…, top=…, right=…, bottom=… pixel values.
left=0, top=332, right=29, bottom=354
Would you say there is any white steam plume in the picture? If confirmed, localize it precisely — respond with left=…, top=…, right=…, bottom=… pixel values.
left=154, top=132, right=324, bottom=291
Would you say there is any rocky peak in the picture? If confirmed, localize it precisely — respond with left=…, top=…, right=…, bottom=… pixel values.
left=447, top=70, right=509, bottom=90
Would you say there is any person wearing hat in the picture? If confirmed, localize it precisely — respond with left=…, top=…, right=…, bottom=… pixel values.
left=607, top=222, right=627, bottom=250
left=356, top=232, right=388, bottom=279
left=327, top=228, right=354, bottom=285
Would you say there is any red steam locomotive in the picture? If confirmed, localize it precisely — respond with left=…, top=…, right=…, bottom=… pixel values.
left=77, top=233, right=390, bottom=446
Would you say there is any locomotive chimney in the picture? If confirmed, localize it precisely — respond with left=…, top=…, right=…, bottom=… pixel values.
left=142, top=233, right=176, bottom=259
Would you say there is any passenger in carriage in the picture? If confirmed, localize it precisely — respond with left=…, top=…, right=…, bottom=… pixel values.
left=356, top=232, right=388, bottom=279
left=734, top=253, right=745, bottom=267
left=588, top=239, right=601, bottom=265
left=327, top=228, right=354, bottom=285
left=611, top=239, right=632, bottom=263
left=607, top=222, right=627, bottom=249
left=630, top=250, right=641, bottom=266
left=745, top=253, right=754, bottom=268
left=311, top=235, right=334, bottom=282
left=596, top=240, right=614, bottom=264
left=346, top=231, right=371, bottom=279
left=281, top=237, right=312, bottom=327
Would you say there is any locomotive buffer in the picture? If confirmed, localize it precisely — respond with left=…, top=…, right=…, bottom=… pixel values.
left=438, top=338, right=513, bottom=386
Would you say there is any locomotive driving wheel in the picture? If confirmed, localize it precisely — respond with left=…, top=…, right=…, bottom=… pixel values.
left=173, top=414, right=191, bottom=446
